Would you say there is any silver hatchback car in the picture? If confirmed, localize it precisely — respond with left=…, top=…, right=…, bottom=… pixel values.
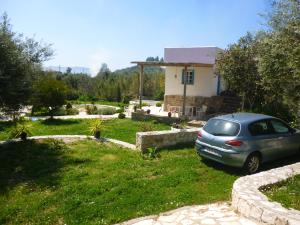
left=195, top=113, right=300, bottom=174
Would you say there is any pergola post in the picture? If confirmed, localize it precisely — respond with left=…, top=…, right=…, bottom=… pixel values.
left=182, top=65, right=188, bottom=116
left=139, top=64, right=144, bottom=108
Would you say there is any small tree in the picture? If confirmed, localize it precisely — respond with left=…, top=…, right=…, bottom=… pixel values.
left=31, top=74, right=68, bottom=119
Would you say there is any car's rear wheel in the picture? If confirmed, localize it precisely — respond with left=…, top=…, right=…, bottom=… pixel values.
left=244, top=153, right=261, bottom=174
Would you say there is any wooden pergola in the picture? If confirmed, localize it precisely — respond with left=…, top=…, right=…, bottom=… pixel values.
left=131, top=61, right=214, bottom=116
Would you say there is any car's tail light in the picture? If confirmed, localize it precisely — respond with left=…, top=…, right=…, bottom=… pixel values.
left=197, top=131, right=202, bottom=139
left=225, top=140, right=243, bottom=146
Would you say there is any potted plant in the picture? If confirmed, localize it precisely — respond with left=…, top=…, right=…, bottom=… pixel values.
left=89, top=119, right=103, bottom=139
left=133, top=105, right=137, bottom=112
left=168, top=112, right=172, bottom=117
left=146, top=109, right=151, bottom=114
left=10, top=123, right=32, bottom=141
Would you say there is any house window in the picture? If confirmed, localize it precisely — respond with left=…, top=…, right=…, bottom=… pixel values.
left=181, top=69, right=194, bottom=85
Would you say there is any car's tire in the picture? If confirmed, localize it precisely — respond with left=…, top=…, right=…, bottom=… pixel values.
left=244, top=153, right=261, bottom=174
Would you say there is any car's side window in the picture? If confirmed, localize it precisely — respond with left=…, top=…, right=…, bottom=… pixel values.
left=270, top=119, right=290, bottom=134
left=249, top=120, right=272, bottom=136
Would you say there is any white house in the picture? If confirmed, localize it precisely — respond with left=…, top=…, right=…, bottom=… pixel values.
left=132, top=46, right=234, bottom=119
left=163, top=47, right=225, bottom=117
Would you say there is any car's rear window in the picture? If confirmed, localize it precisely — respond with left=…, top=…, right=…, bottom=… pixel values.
left=203, top=119, right=240, bottom=136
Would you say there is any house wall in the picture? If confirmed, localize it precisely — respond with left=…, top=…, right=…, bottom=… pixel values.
left=165, top=66, right=218, bottom=97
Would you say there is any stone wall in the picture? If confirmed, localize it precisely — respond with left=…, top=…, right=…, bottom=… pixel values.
left=136, top=128, right=199, bottom=152
left=232, top=162, right=300, bottom=225
left=163, top=95, right=224, bottom=114
left=131, top=112, right=180, bottom=125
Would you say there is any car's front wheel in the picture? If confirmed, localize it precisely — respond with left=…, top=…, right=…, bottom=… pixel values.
left=244, top=153, right=261, bottom=174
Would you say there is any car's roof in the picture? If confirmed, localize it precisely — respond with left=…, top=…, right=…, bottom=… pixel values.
left=214, top=113, right=275, bottom=124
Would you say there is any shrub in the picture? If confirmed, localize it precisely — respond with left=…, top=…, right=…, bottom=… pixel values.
left=122, top=96, right=130, bottom=104
left=86, top=105, right=116, bottom=115
left=66, top=102, right=72, bottom=110
left=66, top=108, right=79, bottom=115
left=9, top=123, right=32, bottom=140
left=89, top=119, right=103, bottom=138
left=156, top=102, right=162, bottom=107
left=116, top=108, right=124, bottom=113
left=139, top=122, right=154, bottom=132
left=154, top=90, right=164, bottom=100
left=85, top=105, right=98, bottom=115
left=141, top=147, right=160, bottom=160
left=118, top=113, right=126, bottom=119
left=97, top=107, right=116, bottom=115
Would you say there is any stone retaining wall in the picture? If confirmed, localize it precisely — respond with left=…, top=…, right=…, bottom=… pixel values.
left=131, top=112, right=180, bottom=125
left=136, top=128, right=199, bottom=152
left=163, top=95, right=224, bottom=113
left=232, top=162, right=300, bottom=225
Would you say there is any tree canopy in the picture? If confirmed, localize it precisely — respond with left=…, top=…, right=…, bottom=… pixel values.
left=216, top=0, right=300, bottom=123
left=0, top=13, right=53, bottom=116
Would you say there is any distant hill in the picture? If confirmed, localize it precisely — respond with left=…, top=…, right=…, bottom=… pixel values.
left=113, top=65, right=164, bottom=76
left=44, top=66, right=91, bottom=74
left=114, top=57, right=164, bottom=75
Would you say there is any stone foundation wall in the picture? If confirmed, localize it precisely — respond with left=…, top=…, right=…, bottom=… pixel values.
left=163, top=95, right=224, bottom=114
left=136, top=128, right=199, bottom=152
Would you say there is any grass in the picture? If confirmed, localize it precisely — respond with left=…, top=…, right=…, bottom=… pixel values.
left=0, top=119, right=169, bottom=144
left=261, top=175, right=300, bottom=211
left=0, top=139, right=239, bottom=225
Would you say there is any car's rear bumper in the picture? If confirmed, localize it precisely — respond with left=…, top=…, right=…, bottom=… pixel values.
left=195, top=139, right=247, bottom=168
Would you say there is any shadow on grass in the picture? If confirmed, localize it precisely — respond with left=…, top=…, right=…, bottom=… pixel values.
left=0, top=121, right=14, bottom=132
left=0, top=139, right=89, bottom=194
left=260, top=154, right=300, bottom=172
left=159, top=142, right=196, bottom=152
left=41, top=119, right=80, bottom=126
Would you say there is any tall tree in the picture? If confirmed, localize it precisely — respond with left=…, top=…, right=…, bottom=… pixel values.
left=258, top=0, right=300, bottom=121
left=0, top=13, right=52, bottom=117
left=216, top=32, right=262, bottom=110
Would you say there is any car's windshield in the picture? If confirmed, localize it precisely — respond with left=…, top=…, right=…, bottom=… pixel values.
left=203, top=119, right=240, bottom=136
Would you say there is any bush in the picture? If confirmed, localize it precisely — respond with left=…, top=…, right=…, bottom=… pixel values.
left=66, top=108, right=79, bottom=115
left=85, top=105, right=116, bottom=115
left=139, top=122, right=155, bottom=132
left=9, top=122, right=32, bottom=140
left=154, top=90, right=164, bottom=100
left=141, top=147, right=160, bottom=160
left=122, top=96, right=130, bottom=104
left=97, top=107, right=116, bottom=115
left=66, top=102, right=72, bottom=110
left=116, top=108, right=124, bottom=113
left=156, top=102, right=162, bottom=107
left=85, top=105, right=98, bottom=115
left=118, top=113, right=126, bottom=119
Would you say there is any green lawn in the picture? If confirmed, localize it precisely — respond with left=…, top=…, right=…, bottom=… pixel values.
left=261, top=175, right=300, bottom=211
left=0, top=119, right=170, bottom=144
left=0, top=139, right=239, bottom=225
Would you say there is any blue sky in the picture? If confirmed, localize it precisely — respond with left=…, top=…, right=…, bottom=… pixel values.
left=1, top=0, right=269, bottom=74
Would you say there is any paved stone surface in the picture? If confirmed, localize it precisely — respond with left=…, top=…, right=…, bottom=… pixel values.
left=116, top=202, right=260, bottom=225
